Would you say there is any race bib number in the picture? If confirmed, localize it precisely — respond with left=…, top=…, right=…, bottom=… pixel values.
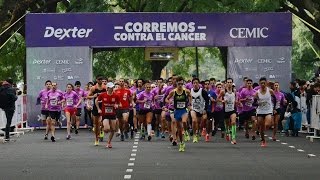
left=105, top=107, right=113, bottom=113
left=260, top=100, right=269, bottom=110
left=157, top=95, right=164, bottom=103
left=66, top=98, right=73, bottom=106
left=144, top=101, right=151, bottom=109
left=226, top=103, right=233, bottom=109
left=177, top=102, right=186, bottom=108
left=50, top=99, right=57, bottom=106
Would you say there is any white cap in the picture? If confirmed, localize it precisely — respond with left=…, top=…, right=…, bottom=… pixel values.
left=106, top=82, right=115, bottom=88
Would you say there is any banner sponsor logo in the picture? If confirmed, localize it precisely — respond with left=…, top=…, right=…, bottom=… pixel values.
left=230, top=27, right=268, bottom=39
left=44, top=27, right=93, bottom=40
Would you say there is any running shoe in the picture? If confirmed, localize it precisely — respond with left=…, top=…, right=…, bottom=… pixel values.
left=179, top=142, right=185, bottom=152
left=212, top=130, right=217, bottom=136
left=272, top=136, right=276, bottom=141
left=51, top=136, right=55, bottom=142
left=169, top=135, right=173, bottom=142
left=75, top=129, right=79, bottom=135
left=44, top=134, right=48, bottom=140
left=245, top=133, right=249, bottom=139
left=193, top=135, right=199, bottom=143
left=139, top=134, right=145, bottom=140
left=184, top=131, right=190, bottom=142
left=84, top=124, right=88, bottom=128
left=156, top=130, right=160, bottom=138
left=261, top=140, right=266, bottom=147
left=106, top=143, right=112, bottom=148
left=130, top=129, right=134, bottom=139
left=134, top=128, right=138, bottom=133
left=94, top=139, right=99, bottom=146
left=205, top=134, right=210, bottom=142
left=256, top=131, right=260, bottom=136
left=231, top=140, right=237, bottom=145
left=66, top=135, right=71, bottom=140
left=147, top=135, right=152, bottom=141
left=124, top=132, right=129, bottom=139
left=226, top=134, right=230, bottom=141
left=252, top=136, right=256, bottom=140
left=201, top=128, right=206, bottom=137
left=120, top=134, right=125, bottom=141
left=221, top=132, right=225, bottom=139
left=172, top=140, right=177, bottom=146
left=161, top=133, right=165, bottom=139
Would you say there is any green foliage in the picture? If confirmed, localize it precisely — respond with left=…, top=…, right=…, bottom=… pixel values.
left=93, top=48, right=152, bottom=79
left=0, top=33, right=25, bottom=82
left=292, top=16, right=319, bottom=80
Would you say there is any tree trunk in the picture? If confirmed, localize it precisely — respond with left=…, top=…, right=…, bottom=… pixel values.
left=218, top=47, right=228, bottom=79
left=151, top=60, right=169, bottom=80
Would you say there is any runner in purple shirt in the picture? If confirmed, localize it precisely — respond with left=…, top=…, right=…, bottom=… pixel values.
left=239, top=79, right=257, bottom=140
left=74, top=81, right=85, bottom=134
left=136, top=82, right=154, bottom=141
left=164, top=75, right=178, bottom=145
left=151, top=78, right=166, bottom=138
left=213, top=83, right=225, bottom=138
left=37, top=80, right=52, bottom=140
left=63, top=84, right=80, bottom=140
left=45, top=82, right=64, bottom=142
left=272, top=82, right=287, bottom=141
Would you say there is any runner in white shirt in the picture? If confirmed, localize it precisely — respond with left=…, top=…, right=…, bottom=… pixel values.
left=254, top=77, right=276, bottom=147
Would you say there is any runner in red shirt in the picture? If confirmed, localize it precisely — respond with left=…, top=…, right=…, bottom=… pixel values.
left=114, top=78, right=133, bottom=141
left=96, top=82, right=120, bottom=148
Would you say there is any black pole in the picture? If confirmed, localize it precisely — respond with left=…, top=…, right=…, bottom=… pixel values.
left=195, top=47, right=199, bottom=78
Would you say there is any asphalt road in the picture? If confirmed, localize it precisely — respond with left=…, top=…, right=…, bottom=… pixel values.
left=1, top=129, right=320, bottom=180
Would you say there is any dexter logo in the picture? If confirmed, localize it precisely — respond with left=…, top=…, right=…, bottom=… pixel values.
left=44, top=27, right=93, bottom=40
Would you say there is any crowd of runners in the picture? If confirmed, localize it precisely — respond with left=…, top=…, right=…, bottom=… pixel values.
left=37, top=75, right=320, bottom=152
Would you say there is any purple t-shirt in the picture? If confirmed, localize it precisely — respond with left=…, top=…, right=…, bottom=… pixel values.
left=47, top=90, right=64, bottom=111
left=236, top=92, right=242, bottom=114
left=151, top=87, right=166, bottom=109
left=38, top=89, right=50, bottom=110
left=137, top=91, right=154, bottom=110
left=63, top=91, right=79, bottom=109
left=165, top=85, right=175, bottom=109
left=239, top=88, right=256, bottom=112
left=74, top=88, right=85, bottom=108
left=214, top=90, right=224, bottom=112
left=274, top=91, right=285, bottom=109
left=185, top=82, right=193, bottom=90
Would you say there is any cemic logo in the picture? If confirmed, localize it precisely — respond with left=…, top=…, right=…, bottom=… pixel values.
left=230, top=27, right=268, bottom=39
left=257, top=58, right=272, bottom=63
left=44, top=27, right=93, bottom=40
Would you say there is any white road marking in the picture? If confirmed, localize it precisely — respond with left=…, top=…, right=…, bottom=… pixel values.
left=131, top=153, right=136, bottom=157
left=126, top=169, right=133, bottom=173
left=132, top=149, right=137, bottom=152
left=297, top=149, right=305, bottom=152
left=133, top=146, right=138, bottom=148
left=281, top=142, right=288, bottom=145
left=128, top=163, right=134, bottom=166
left=134, top=142, right=138, bottom=145
left=289, top=146, right=295, bottom=148
left=124, top=175, right=131, bottom=179
left=129, top=158, right=135, bottom=161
